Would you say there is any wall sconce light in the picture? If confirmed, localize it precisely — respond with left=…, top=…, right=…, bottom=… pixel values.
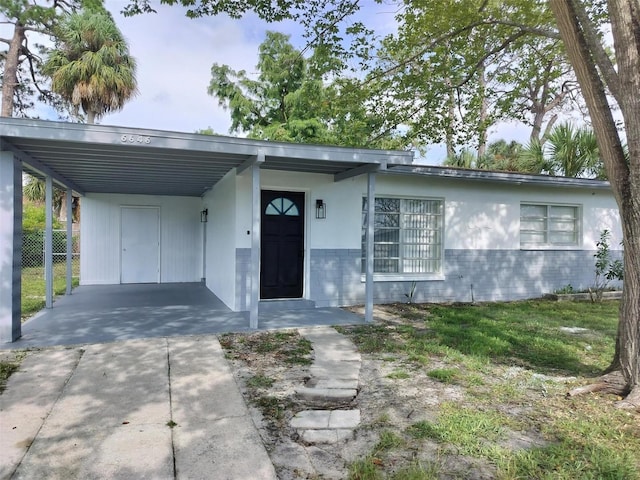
left=200, top=208, right=208, bottom=223
left=315, top=199, right=326, bottom=219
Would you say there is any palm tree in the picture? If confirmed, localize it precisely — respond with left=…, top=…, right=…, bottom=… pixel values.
left=520, top=123, right=603, bottom=178
left=545, top=123, right=601, bottom=177
left=518, top=140, right=554, bottom=175
left=23, top=174, right=80, bottom=222
left=42, top=9, right=138, bottom=123
left=443, top=149, right=476, bottom=168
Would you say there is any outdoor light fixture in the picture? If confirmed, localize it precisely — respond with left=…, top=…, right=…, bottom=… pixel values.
left=315, top=199, right=326, bottom=219
left=200, top=208, right=208, bottom=223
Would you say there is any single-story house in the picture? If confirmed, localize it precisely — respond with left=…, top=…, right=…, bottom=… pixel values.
left=0, top=118, right=622, bottom=343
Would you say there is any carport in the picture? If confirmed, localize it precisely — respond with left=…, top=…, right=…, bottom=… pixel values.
left=5, top=283, right=366, bottom=348
left=1, top=118, right=413, bottom=343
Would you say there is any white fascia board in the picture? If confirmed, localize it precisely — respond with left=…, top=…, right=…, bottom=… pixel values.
left=0, top=117, right=415, bottom=166
left=1, top=118, right=258, bottom=157
left=385, top=165, right=612, bottom=190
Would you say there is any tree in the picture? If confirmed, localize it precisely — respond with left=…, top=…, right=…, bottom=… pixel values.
left=519, top=123, right=603, bottom=178
left=545, top=123, right=602, bottom=178
left=208, top=31, right=402, bottom=148
left=443, top=139, right=545, bottom=174
left=362, top=1, right=583, bottom=158
left=42, top=7, right=138, bottom=123
left=0, top=0, right=103, bottom=118
left=549, top=0, right=640, bottom=409
left=493, top=36, right=580, bottom=145
left=23, top=173, right=78, bottom=221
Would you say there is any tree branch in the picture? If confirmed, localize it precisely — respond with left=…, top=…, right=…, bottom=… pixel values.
left=453, top=31, right=528, bottom=89
left=298, top=0, right=360, bottom=58
left=570, top=0, right=620, bottom=99
left=372, top=18, right=557, bottom=84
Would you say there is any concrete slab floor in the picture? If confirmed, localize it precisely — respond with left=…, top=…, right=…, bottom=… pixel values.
left=3, top=283, right=366, bottom=349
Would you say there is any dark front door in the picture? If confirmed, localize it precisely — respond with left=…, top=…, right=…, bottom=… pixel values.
left=261, top=190, right=305, bottom=299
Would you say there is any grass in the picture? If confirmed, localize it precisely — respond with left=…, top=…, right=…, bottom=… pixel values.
left=340, top=300, right=640, bottom=480
left=247, top=374, right=275, bottom=388
left=221, top=330, right=313, bottom=366
left=220, top=330, right=312, bottom=425
left=0, top=359, right=21, bottom=393
left=218, top=300, right=637, bottom=479
left=340, top=300, right=619, bottom=376
left=386, top=369, right=410, bottom=380
left=427, top=368, right=457, bottom=383
left=21, top=262, right=80, bottom=319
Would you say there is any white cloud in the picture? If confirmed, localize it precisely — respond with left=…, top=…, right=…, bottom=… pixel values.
left=102, top=1, right=270, bottom=134
left=4, top=0, right=536, bottom=159
left=101, top=0, right=402, bottom=134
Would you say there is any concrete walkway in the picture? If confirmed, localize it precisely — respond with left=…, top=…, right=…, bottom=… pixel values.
left=0, top=336, right=276, bottom=480
left=293, top=327, right=362, bottom=444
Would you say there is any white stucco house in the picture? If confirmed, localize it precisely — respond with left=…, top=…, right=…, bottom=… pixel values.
left=1, top=118, right=622, bottom=343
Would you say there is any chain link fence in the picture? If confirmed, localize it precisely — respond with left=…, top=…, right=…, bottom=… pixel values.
left=22, top=228, right=80, bottom=315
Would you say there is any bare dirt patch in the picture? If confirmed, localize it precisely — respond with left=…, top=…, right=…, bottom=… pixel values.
left=218, top=305, right=577, bottom=479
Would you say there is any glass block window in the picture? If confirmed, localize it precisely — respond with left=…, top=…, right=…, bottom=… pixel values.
left=265, top=197, right=299, bottom=216
left=362, top=197, right=443, bottom=274
left=520, top=204, right=580, bottom=247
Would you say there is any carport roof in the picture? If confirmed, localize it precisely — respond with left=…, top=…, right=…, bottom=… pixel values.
left=0, top=118, right=414, bottom=197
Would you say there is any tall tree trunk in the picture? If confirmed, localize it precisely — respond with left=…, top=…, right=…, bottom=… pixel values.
left=477, top=61, right=488, bottom=159
left=608, top=0, right=640, bottom=404
left=550, top=0, right=640, bottom=407
left=445, top=79, right=455, bottom=159
left=87, top=111, right=96, bottom=124
left=1, top=23, right=26, bottom=117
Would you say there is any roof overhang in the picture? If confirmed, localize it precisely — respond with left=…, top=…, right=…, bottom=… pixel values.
left=0, top=118, right=414, bottom=197
left=385, top=165, right=612, bottom=190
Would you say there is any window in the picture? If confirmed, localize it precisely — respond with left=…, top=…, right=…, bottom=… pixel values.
left=520, top=204, right=580, bottom=247
left=265, top=197, right=299, bottom=216
left=362, top=197, right=443, bottom=274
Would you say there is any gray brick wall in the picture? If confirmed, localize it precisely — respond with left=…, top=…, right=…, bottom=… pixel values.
left=234, top=247, right=623, bottom=309
left=235, top=248, right=251, bottom=311
left=310, top=248, right=623, bottom=306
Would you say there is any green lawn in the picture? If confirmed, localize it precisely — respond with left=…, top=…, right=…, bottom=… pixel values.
left=334, top=300, right=640, bottom=480
left=21, top=262, right=79, bottom=319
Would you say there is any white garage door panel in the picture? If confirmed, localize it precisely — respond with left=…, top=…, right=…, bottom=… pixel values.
left=121, top=207, right=160, bottom=283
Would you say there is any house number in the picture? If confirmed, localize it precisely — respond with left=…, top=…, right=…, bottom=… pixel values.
left=120, top=135, right=151, bottom=144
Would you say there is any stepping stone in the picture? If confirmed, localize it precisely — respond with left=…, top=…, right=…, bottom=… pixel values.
left=291, top=410, right=331, bottom=429
left=296, top=387, right=357, bottom=404
left=291, top=410, right=361, bottom=444
left=308, top=378, right=359, bottom=390
left=299, top=429, right=354, bottom=444
left=291, top=409, right=360, bottom=429
left=328, top=409, right=360, bottom=428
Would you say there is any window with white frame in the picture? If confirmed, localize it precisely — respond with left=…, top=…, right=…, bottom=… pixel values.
left=362, top=197, right=443, bottom=274
left=520, top=203, right=580, bottom=247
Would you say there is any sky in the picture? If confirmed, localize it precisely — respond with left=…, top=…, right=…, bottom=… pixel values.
left=3, top=1, right=532, bottom=164
left=100, top=0, right=532, bottom=164
left=102, top=1, right=400, bottom=132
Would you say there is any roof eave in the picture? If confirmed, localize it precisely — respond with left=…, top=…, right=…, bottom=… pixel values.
left=385, top=165, right=612, bottom=190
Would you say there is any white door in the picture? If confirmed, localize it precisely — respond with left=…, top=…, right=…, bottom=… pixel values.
left=121, top=206, right=160, bottom=283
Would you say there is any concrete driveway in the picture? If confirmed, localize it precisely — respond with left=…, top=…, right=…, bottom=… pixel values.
left=1, top=335, right=277, bottom=479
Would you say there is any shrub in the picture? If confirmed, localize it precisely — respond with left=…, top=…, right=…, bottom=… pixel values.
left=590, top=229, right=623, bottom=302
